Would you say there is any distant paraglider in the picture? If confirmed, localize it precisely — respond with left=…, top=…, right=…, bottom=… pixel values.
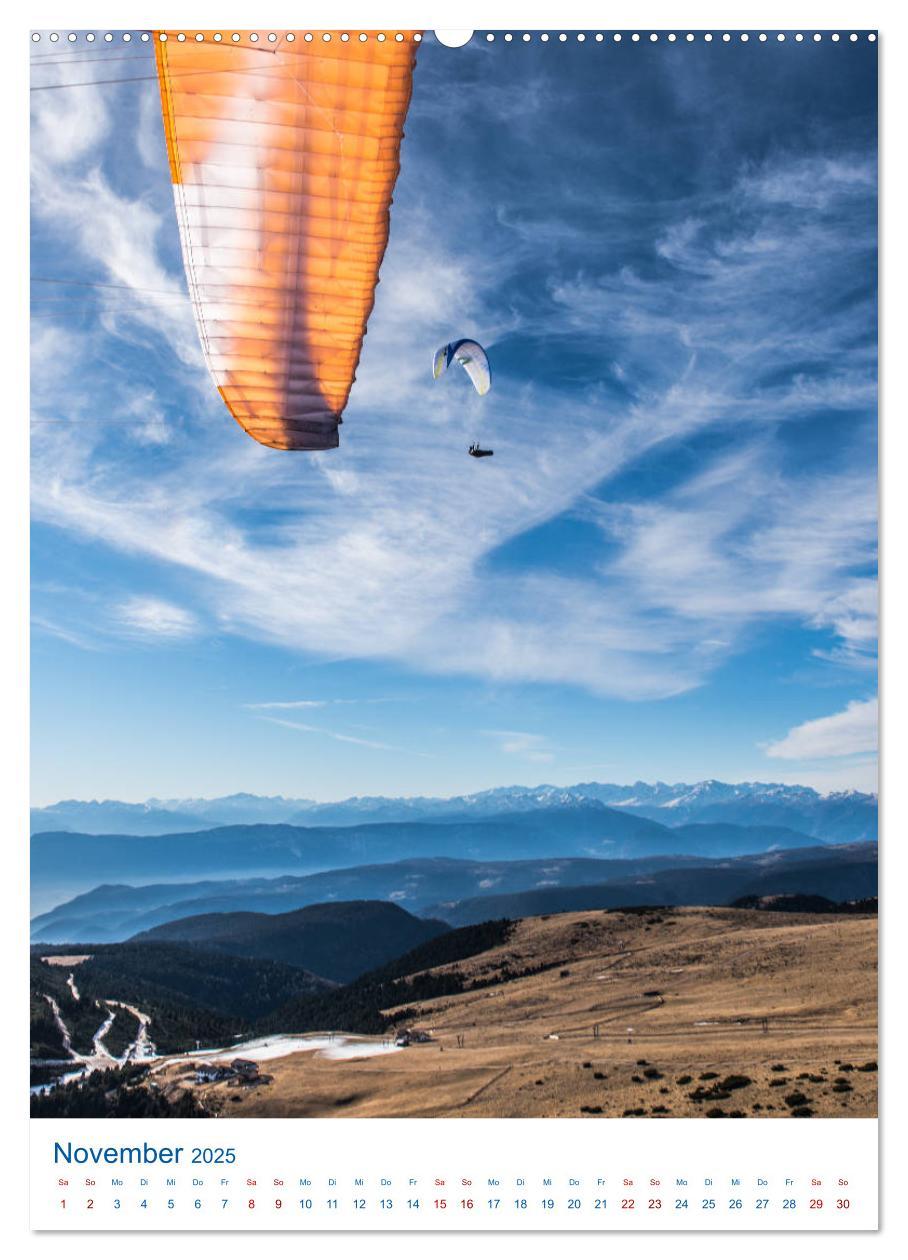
left=432, top=339, right=491, bottom=395
left=433, top=338, right=493, bottom=457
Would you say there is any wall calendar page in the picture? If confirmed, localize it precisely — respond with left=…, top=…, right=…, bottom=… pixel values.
left=26, top=11, right=880, bottom=1241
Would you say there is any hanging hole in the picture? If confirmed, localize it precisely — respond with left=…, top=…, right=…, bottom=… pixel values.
left=434, top=30, right=473, bottom=47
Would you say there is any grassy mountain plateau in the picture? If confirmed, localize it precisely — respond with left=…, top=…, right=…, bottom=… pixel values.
left=30, top=781, right=877, bottom=1118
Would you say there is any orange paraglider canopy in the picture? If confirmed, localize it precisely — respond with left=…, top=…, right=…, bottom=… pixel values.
left=154, top=31, right=419, bottom=450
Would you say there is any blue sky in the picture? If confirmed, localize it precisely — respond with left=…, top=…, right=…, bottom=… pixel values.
left=30, top=33, right=878, bottom=804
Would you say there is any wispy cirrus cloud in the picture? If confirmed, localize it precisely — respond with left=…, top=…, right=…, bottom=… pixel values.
left=258, top=715, right=399, bottom=753
left=588, top=447, right=877, bottom=666
left=31, top=614, right=101, bottom=653
left=243, top=698, right=397, bottom=710
left=116, top=597, right=198, bottom=640
left=244, top=700, right=328, bottom=711
left=29, top=44, right=877, bottom=708
left=30, top=57, right=110, bottom=164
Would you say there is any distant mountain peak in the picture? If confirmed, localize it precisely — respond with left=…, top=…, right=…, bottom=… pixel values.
left=31, top=779, right=877, bottom=845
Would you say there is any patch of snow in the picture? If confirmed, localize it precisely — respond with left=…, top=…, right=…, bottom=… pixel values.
left=178, top=1034, right=401, bottom=1064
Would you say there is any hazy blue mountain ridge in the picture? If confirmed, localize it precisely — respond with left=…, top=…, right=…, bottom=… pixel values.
left=31, top=779, right=877, bottom=839
left=30, top=804, right=835, bottom=910
left=425, top=844, right=878, bottom=925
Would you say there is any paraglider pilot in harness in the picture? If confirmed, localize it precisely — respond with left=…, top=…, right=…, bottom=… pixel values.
left=434, top=340, right=494, bottom=458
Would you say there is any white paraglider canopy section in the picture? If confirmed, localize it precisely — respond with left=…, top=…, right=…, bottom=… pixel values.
left=432, top=339, right=491, bottom=396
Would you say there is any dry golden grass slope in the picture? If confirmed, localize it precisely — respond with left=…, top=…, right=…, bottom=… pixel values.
left=159, top=906, right=877, bottom=1119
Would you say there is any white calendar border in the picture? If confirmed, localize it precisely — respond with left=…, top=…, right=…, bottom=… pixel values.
left=5, top=0, right=903, bottom=1254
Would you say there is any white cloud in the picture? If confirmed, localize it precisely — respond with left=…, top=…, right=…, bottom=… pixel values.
left=30, top=157, right=200, bottom=368
left=737, top=155, right=877, bottom=212
left=30, top=60, right=200, bottom=373
left=484, top=730, right=555, bottom=764
left=120, top=392, right=173, bottom=447
left=595, top=450, right=877, bottom=667
left=30, top=65, right=109, bottom=164
left=764, top=698, right=878, bottom=761
left=810, top=579, right=878, bottom=666
left=116, top=597, right=198, bottom=640
left=29, top=75, right=877, bottom=704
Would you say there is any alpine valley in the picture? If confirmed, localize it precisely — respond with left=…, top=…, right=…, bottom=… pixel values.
left=30, top=779, right=877, bottom=1120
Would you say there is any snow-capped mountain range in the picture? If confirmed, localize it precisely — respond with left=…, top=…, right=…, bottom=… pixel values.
left=31, top=780, right=877, bottom=843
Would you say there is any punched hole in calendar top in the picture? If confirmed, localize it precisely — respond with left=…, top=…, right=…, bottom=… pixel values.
left=434, top=29, right=474, bottom=46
